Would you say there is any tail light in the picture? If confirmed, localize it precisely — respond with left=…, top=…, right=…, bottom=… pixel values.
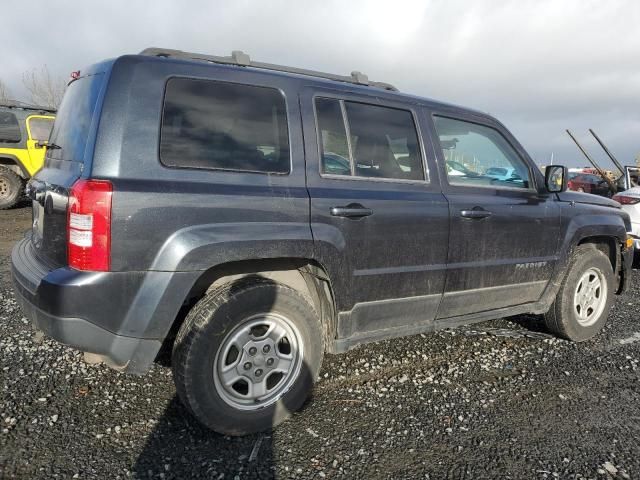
left=67, top=179, right=113, bottom=271
left=612, top=194, right=640, bottom=205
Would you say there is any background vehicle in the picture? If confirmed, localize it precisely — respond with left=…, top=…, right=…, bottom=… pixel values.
left=613, top=166, right=640, bottom=257
left=11, top=49, right=634, bottom=436
left=485, top=166, right=515, bottom=181
left=567, top=173, right=611, bottom=196
left=321, top=152, right=351, bottom=175
left=613, top=188, right=640, bottom=254
left=445, top=160, right=476, bottom=177
left=0, top=103, right=55, bottom=209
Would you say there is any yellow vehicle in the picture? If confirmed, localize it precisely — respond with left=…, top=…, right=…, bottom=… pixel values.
left=0, top=103, right=55, bottom=209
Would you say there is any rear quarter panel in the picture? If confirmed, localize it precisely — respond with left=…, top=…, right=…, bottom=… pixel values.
left=91, top=57, right=313, bottom=272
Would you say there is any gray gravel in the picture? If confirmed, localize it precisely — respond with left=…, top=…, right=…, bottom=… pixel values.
left=2, top=205, right=640, bottom=479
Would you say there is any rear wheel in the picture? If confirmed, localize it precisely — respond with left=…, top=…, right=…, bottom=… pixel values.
left=544, top=244, right=615, bottom=341
left=0, top=167, right=24, bottom=210
left=172, top=277, right=324, bottom=435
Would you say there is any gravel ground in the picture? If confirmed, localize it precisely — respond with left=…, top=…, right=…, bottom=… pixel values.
left=1, top=204, right=640, bottom=479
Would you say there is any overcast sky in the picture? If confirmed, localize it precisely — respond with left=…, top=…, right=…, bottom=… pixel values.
left=2, top=0, right=639, bottom=168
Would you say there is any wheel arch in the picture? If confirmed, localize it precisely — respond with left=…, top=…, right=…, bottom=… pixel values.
left=0, top=154, right=29, bottom=178
left=160, top=257, right=338, bottom=361
left=536, top=218, right=628, bottom=314
left=577, top=235, right=617, bottom=272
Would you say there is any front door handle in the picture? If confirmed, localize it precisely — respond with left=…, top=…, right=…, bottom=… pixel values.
left=460, top=208, right=492, bottom=219
left=330, top=204, right=373, bottom=218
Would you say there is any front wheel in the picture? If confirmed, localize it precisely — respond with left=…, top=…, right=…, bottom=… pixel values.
left=172, top=277, right=324, bottom=436
left=544, top=244, right=615, bottom=341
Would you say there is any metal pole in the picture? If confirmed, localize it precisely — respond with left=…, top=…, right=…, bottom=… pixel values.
left=589, top=129, right=625, bottom=175
left=566, top=130, right=617, bottom=194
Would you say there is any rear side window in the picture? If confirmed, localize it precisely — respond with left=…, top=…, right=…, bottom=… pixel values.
left=315, top=98, right=425, bottom=181
left=160, top=78, right=290, bottom=174
left=0, top=112, right=21, bottom=143
left=28, top=117, right=54, bottom=142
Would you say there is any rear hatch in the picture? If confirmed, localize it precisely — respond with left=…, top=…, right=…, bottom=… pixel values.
left=28, top=72, right=106, bottom=267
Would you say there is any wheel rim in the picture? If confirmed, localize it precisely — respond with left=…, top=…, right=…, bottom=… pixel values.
left=213, top=313, right=303, bottom=410
left=573, top=267, right=607, bottom=327
left=0, top=176, right=9, bottom=200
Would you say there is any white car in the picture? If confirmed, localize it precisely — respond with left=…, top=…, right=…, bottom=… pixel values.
left=485, top=166, right=515, bottom=181
left=613, top=187, right=640, bottom=253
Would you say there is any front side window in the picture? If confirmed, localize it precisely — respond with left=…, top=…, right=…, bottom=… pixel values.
left=160, top=78, right=290, bottom=174
left=315, top=98, right=425, bottom=181
left=433, top=116, right=532, bottom=190
left=0, top=112, right=21, bottom=143
left=28, top=117, right=54, bottom=142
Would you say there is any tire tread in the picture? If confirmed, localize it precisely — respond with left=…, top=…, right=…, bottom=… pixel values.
left=171, top=276, right=321, bottom=434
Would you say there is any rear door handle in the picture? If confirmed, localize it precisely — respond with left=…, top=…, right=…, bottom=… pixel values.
left=460, top=208, right=492, bottom=219
left=330, top=205, right=373, bottom=218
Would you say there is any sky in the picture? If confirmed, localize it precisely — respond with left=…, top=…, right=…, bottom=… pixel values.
left=2, top=0, right=639, bottom=168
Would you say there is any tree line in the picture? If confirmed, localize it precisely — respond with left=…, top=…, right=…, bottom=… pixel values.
left=0, top=66, right=66, bottom=110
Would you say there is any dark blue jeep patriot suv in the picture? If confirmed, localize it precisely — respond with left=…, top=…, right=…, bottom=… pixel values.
left=11, top=48, right=634, bottom=435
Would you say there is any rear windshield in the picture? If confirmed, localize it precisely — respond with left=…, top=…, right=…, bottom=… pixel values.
left=47, top=73, right=104, bottom=162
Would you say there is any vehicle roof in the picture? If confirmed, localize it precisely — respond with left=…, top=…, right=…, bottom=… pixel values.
left=574, top=173, right=603, bottom=180
left=105, top=52, right=491, bottom=120
left=0, top=101, right=56, bottom=114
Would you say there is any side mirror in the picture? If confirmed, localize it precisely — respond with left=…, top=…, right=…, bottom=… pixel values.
left=545, top=165, right=567, bottom=193
left=34, top=141, right=45, bottom=149
left=623, top=165, right=640, bottom=190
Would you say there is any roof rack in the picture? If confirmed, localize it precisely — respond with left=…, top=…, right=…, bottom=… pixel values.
left=0, top=100, right=56, bottom=113
left=139, top=48, right=398, bottom=92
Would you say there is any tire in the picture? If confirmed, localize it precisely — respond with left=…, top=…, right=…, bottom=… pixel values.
left=172, top=277, right=324, bottom=436
left=0, top=166, right=24, bottom=210
left=544, top=244, right=615, bottom=341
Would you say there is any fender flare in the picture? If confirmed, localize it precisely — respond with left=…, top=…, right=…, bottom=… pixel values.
left=0, top=153, right=29, bottom=178
left=534, top=212, right=628, bottom=312
left=149, top=222, right=316, bottom=272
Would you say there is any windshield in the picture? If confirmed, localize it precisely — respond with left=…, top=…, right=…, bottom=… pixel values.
left=47, top=73, right=104, bottom=162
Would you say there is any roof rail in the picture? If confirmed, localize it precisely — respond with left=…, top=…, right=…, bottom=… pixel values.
left=139, top=48, right=398, bottom=92
left=0, top=100, right=56, bottom=113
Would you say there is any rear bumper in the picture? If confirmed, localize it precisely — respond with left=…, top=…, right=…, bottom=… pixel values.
left=11, top=235, right=198, bottom=374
